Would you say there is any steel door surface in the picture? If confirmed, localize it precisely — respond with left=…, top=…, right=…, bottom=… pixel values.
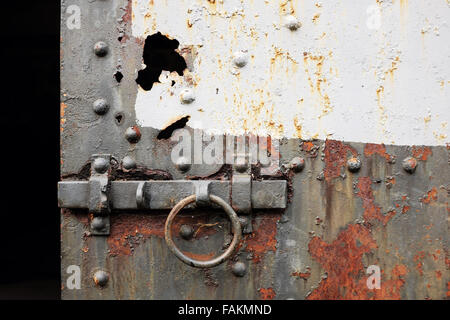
left=59, top=0, right=449, bottom=300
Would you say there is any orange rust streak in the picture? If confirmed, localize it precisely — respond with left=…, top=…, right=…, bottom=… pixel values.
left=245, top=213, right=281, bottom=263
left=259, top=288, right=276, bottom=300
left=308, top=222, right=408, bottom=300
left=183, top=251, right=215, bottom=261
left=412, top=146, right=432, bottom=161
left=364, top=143, right=393, bottom=162
left=421, top=188, right=438, bottom=204
left=356, top=177, right=396, bottom=226
left=401, top=205, right=410, bottom=214
left=414, top=251, right=426, bottom=276
left=386, top=177, right=396, bottom=185
left=60, top=102, right=67, bottom=132
left=292, top=271, right=311, bottom=280
left=107, top=214, right=218, bottom=257
left=302, top=141, right=315, bottom=152
left=307, top=224, right=377, bottom=300
left=323, top=140, right=357, bottom=182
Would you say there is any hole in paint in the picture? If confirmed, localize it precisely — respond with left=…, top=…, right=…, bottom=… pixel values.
left=136, top=32, right=187, bottom=91
left=114, top=71, right=123, bottom=83
left=157, top=116, right=190, bottom=140
left=115, top=112, right=124, bottom=125
left=118, top=36, right=123, bottom=42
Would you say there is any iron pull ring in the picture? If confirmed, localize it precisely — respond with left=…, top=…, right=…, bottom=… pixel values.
left=164, top=194, right=242, bottom=268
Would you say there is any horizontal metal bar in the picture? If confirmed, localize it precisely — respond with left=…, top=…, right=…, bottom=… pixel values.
left=58, top=180, right=287, bottom=210
left=58, top=181, right=89, bottom=209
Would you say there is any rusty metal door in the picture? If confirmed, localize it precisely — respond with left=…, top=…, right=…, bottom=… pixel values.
left=59, top=0, right=449, bottom=300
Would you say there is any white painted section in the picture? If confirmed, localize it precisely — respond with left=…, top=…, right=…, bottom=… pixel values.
left=132, top=0, right=449, bottom=146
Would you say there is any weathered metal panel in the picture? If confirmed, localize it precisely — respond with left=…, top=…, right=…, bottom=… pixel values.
left=131, top=0, right=449, bottom=145
left=60, top=0, right=449, bottom=300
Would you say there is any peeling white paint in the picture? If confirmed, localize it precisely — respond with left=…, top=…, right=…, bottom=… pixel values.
left=132, top=0, right=449, bottom=146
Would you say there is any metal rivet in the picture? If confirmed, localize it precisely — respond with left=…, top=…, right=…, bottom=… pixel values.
left=122, top=156, right=136, bottom=170
left=290, top=157, right=305, bottom=172
left=94, top=41, right=108, bottom=57
left=180, top=88, right=195, bottom=104
left=92, top=98, right=109, bottom=115
left=179, top=225, right=194, bottom=240
left=232, top=262, right=246, bottom=277
left=402, top=157, right=417, bottom=174
left=125, top=126, right=141, bottom=143
left=176, top=156, right=191, bottom=172
left=93, top=157, right=109, bottom=173
left=347, top=157, right=362, bottom=172
left=91, top=217, right=106, bottom=231
left=232, top=51, right=248, bottom=68
left=93, top=270, right=109, bottom=287
left=284, top=15, right=301, bottom=30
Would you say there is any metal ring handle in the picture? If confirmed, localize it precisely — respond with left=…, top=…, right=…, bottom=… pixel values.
left=164, top=194, right=242, bottom=268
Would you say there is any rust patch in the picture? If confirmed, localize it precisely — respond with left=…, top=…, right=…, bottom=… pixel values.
left=421, top=187, right=438, bottom=204
left=435, top=270, right=442, bottom=280
left=292, top=270, right=311, bottom=280
left=401, top=205, right=411, bottom=214
left=323, top=140, right=357, bottom=182
left=414, top=251, right=426, bottom=276
left=244, top=213, right=281, bottom=263
left=60, top=102, right=67, bottom=132
left=364, top=143, right=394, bottom=162
left=412, top=146, right=432, bottom=161
left=307, top=223, right=408, bottom=300
left=107, top=213, right=219, bottom=256
left=386, top=177, right=396, bottom=186
left=302, top=141, right=314, bottom=151
left=356, top=177, right=396, bottom=226
left=61, top=208, right=89, bottom=226
left=307, top=224, right=376, bottom=299
left=183, top=251, right=215, bottom=261
left=301, top=141, right=320, bottom=158
left=121, top=0, right=132, bottom=23
left=259, top=287, right=276, bottom=300
left=431, top=249, right=441, bottom=261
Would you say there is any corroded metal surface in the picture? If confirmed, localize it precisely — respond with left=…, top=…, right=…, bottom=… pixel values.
left=60, top=0, right=449, bottom=300
left=61, top=141, right=449, bottom=300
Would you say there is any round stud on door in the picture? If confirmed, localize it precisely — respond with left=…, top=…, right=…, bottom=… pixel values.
left=122, top=156, right=136, bottom=170
left=125, top=126, right=141, bottom=143
left=93, top=157, right=109, bottom=173
left=92, top=98, right=109, bottom=115
left=179, top=225, right=194, bottom=240
left=94, top=41, right=108, bottom=57
left=402, top=157, right=417, bottom=174
left=284, top=15, right=301, bottom=30
left=93, top=270, right=109, bottom=287
left=347, top=157, right=362, bottom=173
left=232, top=262, right=246, bottom=277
